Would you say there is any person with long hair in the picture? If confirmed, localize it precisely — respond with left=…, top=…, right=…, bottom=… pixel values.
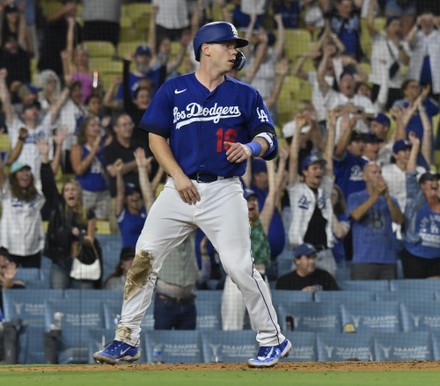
left=70, top=115, right=111, bottom=220
left=0, top=157, right=45, bottom=268
left=41, top=139, right=99, bottom=289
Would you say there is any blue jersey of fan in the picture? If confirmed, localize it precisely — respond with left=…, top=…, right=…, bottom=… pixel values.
left=139, top=73, right=275, bottom=177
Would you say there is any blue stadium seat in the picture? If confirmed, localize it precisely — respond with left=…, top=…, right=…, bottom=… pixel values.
left=376, top=290, right=436, bottom=302
left=2, top=289, right=63, bottom=326
left=271, top=289, right=314, bottom=309
left=194, top=290, right=222, bottom=302
left=339, top=280, right=390, bottom=292
left=196, top=299, right=222, bottom=330
left=44, top=298, right=105, bottom=364
left=277, top=301, right=343, bottom=333
left=400, top=301, right=440, bottom=332
left=96, top=234, right=123, bottom=281
left=283, top=332, right=317, bottom=362
left=200, top=330, right=257, bottom=363
left=389, top=279, right=440, bottom=293
left=373, top=332, right=432, bottom=361
left=144, top=330, right=203, bottom=364
left=317, top=332, right=373, bottom=362
left=314, top=290, right=376, bottom=303
left=14, top=268, right=40, bottom=282
left=341, top=301, right=402, bottom=333
left=63, top=289, right=123, bottom=303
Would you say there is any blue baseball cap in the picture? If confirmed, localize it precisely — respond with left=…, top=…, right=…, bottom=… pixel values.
left=293, top=243, right=317, bottom=259
left=125, top=183, right=141, bottom=196
left=392, top=139, right=412, bottom=153
left=135, top=44, right=152, bottom=56
left=10, top=161, right=31, bottom=174
left=252, top=159, right=267, bottom=174
left=372, top=113, right=391, bottom=127
left=301, top=154, right=326, bottom=171
left=243, top=188, right=257, bottom=200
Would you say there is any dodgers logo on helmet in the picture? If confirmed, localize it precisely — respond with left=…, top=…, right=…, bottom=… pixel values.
left=193, top=21, right=248, bottom=61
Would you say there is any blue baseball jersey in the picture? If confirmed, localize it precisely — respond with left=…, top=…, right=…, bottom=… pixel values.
left=139, top=73, right=275, bottom=177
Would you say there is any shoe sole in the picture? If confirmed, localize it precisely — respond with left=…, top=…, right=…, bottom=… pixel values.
left=93, top=352, right=141, bottom=365
left=247, top=339, right=292, bottom=368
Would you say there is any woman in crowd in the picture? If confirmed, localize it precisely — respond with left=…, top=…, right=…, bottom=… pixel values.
left=41, top=139, right=100, bottom=289
left=70, top=115, right=111, bottom=220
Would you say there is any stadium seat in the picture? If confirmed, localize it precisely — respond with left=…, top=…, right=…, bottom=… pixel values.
left=63, top=289, right=123, bottom=303
left=373, top=332, right=432, bottom=361
left=14, top=268, right=41, bottom=282
left=282, top=29, right=313, bottom=62
left=96, top=233, right=123, bottom=280
left=340, top=301, right=402, bottom=333
left=389, top=279, right=440, bottom=293
left=283, top=332, right=317, bottom=362
left=339, top=280, right=390, bottom=292
left=277, top=301, right=342, bottom=333
left=314, top=290, right=376, bottom=303
left=376, top=290, right=436, bottom=302
left=200, top=330, right=257, bottom=363
left=271, top=289, right=314, bottom=308
left=400, top=301, right=440, bottom=332
left=122, top=2, right=152, bottom=22
left=117, top=41, right=145, bottom=57
left=317, top=332, right=373, bottom=362
left=2, top=289, right=63, bottom=327
left=44, top=298, right=105, bottom=364
left=83, top=41, right=116, bottom=58
left=144, top=330, right=203, bottom=364
left=89, top=59, right=123, bottom=75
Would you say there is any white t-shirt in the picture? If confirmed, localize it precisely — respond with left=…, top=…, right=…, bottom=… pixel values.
left=0, top=181, right=45, bottom=255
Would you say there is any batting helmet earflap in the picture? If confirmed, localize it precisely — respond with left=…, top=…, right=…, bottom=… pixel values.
left=193, top=21, right=249, bottom=62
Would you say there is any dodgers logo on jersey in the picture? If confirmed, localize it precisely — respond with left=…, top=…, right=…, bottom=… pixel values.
left=256, top=107, right=269, bottom=123
left=173, top=103, right=241, bottom=129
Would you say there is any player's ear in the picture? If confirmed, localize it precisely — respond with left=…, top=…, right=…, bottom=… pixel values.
left=200, top=43, right=210, bottom=60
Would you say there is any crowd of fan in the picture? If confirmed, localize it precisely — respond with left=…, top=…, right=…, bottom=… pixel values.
left=1, top=0, right=440, bottom=327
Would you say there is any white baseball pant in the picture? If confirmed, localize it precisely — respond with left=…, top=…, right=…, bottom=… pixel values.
left=115, top=177, right=285, bottom=347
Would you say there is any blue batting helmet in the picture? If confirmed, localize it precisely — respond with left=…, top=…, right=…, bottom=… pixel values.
left=193, top=21, right=248, bottom=64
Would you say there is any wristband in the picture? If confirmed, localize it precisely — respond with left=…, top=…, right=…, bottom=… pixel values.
left=245, top=141, right=262, bottom=157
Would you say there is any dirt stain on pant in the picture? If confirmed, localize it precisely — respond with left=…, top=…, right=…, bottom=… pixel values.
left=124, top=250, right=153, bottom=301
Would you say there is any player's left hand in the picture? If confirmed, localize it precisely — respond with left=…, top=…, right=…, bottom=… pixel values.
left=224, top=141, right=251, bottom=163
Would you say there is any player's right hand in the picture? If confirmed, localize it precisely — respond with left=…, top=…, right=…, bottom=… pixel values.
left=174, top=175, right=201, bottom=205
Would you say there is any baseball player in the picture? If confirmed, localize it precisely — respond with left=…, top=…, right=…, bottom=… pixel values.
left=93, top=21, right=291, bottom=368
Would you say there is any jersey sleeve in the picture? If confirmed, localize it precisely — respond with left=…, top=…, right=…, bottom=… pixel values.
left=138, top=84, right=173, bottom=138
left=248, top=90, right=276, bottom=137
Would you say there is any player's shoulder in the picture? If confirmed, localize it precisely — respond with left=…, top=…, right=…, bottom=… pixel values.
left=224, top=75, right=259, bottom=94
left=158, top=73, right=195, bottom=93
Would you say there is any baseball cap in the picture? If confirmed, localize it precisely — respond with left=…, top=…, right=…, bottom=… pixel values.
left=301, top=154, right=326, bottom=171
left=135, top=45, right=152, bottom=56
left=393, top=139, right=412, bottom=153
left=125, top=183, right=141, bottom=196
left=293, top=243, right=317, bottom=259
left=350, top=131, right=365, bottom=143
left=252, top=159, right=267, bottom=174
left=4, top=3, right=19, bottom=13
left=243, top=188, right=258, bottom=200
left=119, top=246, right=135, bottom=262
left=363, top=132, right=383, bottom=144
left=372, top=113, right=391, bottom=127
left=10, top=161, right=31, bottom=174
left=419, top=172, right=440, bottom=184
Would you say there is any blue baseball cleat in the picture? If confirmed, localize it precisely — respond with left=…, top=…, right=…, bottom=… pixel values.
left=247, top=339, right=292, bottom=368
left=93, top=340, right=141, bottom=365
